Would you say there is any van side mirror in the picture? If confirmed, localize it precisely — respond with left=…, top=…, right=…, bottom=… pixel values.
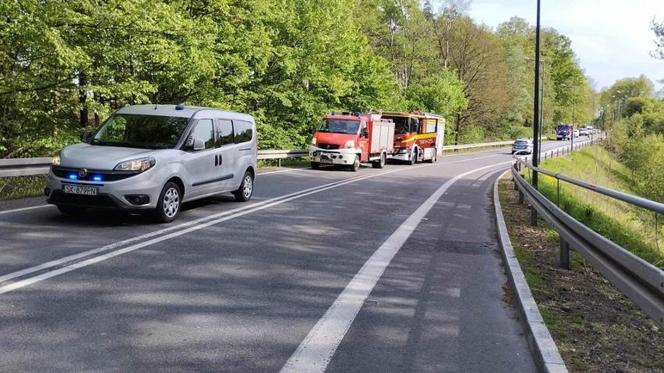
left=80, top=131, right=94, bottom=143
left=185, top=135, right=205, bottom=151
left=193, top=138, right=205, bottom=151
left=361, top=128, right=369, bottom=138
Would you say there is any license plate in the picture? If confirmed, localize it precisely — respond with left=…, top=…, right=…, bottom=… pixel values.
left=63, top=183, right=98, bottom=196
left=320, top=158, right=333, bottom=164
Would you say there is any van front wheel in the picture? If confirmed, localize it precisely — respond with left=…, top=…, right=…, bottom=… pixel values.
left=154, top=181, right=181, bottom=223
left=234, top=171, right=254, bottom=202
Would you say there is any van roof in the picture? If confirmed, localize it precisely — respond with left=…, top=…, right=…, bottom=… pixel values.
left=115, top=104, right=254, bottom=122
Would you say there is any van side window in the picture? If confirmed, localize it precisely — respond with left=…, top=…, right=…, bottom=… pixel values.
left=191, top=119, right=215, bottom=150
left=215, top=119, right=234, bottom=146
left=233, top=120, right=253, bottom=143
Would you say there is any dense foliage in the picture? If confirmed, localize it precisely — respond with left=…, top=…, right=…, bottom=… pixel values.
left=602, top=76, right=664, bottom=203
left=0, top=0, right=594, bottom=156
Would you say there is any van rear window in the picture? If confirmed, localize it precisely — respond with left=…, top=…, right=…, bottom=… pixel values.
left=234, top=120, right=253, bottom=143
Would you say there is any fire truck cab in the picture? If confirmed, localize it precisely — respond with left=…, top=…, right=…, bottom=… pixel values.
left=379, top=111, right=445, bottom=164
left=310, top=112, right=395, bottom=171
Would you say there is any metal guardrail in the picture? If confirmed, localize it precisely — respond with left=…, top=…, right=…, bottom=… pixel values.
left=511, top=137, right=664, bottom=326
left=442, top=140, right=514, bottom=150
left=0, top=140, right=525, bottom=178
left=256, top=149, right=308, bottom=161
left=0, top=157, right=53, bottom=178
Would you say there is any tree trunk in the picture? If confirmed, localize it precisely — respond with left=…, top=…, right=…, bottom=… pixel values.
left=454, top=112, right=462, bottom=145
left=79, top=72, right=88, bottom=128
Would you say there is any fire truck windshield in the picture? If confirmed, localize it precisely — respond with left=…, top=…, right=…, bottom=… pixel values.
left=319, top=119, right=360, bottom=134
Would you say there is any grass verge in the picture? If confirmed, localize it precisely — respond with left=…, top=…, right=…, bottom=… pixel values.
left=498, top=177, right=664, bottom=372
left=0, top=175, right=47, bottom=201
left=524, top=145, right=664, bottom=268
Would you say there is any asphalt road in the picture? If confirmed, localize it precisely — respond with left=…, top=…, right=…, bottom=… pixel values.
left=0, top=142, right=568, bottom=372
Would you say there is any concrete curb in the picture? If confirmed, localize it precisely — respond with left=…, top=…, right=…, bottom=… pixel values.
left=493, top=170, right=568, bottom=373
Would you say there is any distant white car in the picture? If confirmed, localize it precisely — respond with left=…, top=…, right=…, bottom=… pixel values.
left=579, top=127, right=590, bottom=136
left=573, top=129, right=580, bottom=137
left=512, top=138, right=533, bottom=154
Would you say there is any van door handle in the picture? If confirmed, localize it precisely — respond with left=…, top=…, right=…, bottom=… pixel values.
left=214, top=154, right=218, bottom=166
left=217, top=154, right=223, bottom=166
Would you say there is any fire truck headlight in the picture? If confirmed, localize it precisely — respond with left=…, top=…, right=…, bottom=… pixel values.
left=344, top=140, right=354, bottom=149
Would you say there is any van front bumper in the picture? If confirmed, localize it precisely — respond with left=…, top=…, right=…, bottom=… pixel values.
left=45, top=167, right=163, bottom=211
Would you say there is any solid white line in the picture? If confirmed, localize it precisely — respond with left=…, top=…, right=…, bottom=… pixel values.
left=0, top=172, right=377, bottom=285
left=0, top=164, right=431, bottom=294
left=279, top=161, right=511, bottom=373
left=0, top=204, right=51, bottom=216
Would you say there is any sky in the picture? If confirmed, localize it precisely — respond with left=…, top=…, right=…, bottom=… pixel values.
left=466, top=0, right=664, bottom=91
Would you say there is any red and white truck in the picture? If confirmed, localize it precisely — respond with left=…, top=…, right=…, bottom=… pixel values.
left=378, top=111, right=445, bottom=164
left=310, top=112, right=395, bottom=171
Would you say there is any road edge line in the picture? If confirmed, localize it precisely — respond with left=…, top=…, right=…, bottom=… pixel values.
left=493, top=170, right=568, bottom=373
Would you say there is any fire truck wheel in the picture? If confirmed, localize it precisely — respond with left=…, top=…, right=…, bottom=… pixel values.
left=311, top=162, right=320, bottom=169
left=350, top=155, right=360, bottom=172
left=372, top=152, right=386, bottom=168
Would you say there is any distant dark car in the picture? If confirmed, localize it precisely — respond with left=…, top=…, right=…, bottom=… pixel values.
left=556, top=124, right=572, bottom=140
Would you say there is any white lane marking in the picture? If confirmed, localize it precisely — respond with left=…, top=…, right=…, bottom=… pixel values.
left=279, top=161, right=510, bottom=373
left=0, top=172, right=379, bottom=284
left=0, top=204, right=51, bottom=216
left=258, top=168, right=304, bottom=176
left=0, top=164, right=432, bottom=294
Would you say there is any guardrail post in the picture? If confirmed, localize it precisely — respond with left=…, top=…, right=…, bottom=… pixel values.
left=278, top=158, right=281, bottom=168
left=560, top=239, right=570, bottom=270
left=530, top=207, right=537, bottom=226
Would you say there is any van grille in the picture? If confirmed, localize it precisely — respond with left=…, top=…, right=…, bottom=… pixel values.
left=51, top=166, right=139, bottom=181
left=318, top=143, right=340, bottom=150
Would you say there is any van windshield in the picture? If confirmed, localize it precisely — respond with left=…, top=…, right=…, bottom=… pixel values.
left=92, top=114, right=189, bottom=149
left=318, top=119, right=360, bottom=134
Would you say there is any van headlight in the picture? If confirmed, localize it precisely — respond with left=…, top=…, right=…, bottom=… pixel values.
left=51, top=156, right=60, bottom=166
left=311, top=137, right=317, bottom=146
left=344, top=140, right=355, bottom=149
left=114, top=157, right=156, bottom=172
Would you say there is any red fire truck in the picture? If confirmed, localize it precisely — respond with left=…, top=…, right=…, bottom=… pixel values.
left=378, top=111, right=445, bottom=164
left=310, top=112, right=395, bottom=171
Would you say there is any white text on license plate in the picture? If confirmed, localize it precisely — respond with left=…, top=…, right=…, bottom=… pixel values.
left=63, top=183, right=98, bottom=196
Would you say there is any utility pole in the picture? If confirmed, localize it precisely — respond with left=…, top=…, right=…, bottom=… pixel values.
left=539, top=61, right=545, bottom=160
left=531, top=0, right=541, bottom=226
left=532, top=0, right=541, bottom=187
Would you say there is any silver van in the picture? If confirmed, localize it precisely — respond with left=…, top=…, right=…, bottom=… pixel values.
left=46, top=104, right=257, bottom=222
